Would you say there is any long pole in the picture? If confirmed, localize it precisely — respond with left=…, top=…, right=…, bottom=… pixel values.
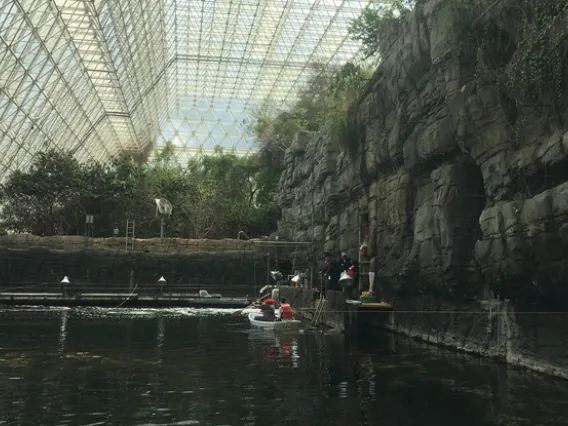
left=266, top=253, right=270, bottom=287
left=358, top=194, right=364, bottom=300
left=310, top=207, right=314, bottom=289
left=358, top=198, right=361, bottom=294
left=253, top=250, right=256, bottom=296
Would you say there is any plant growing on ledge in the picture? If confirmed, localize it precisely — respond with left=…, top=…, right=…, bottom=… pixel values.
left=348, top=0, right=415, bottom=59
left=445, top=0, right=568, bottom=120
left=502, top=1, right=568, bottom=114
left=253, top=62, right=374, bottom=158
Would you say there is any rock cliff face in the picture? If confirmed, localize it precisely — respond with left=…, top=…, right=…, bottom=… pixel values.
left=277, top=0, right=568, bottom=377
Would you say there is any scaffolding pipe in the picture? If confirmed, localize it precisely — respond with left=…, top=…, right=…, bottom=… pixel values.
left=266, top=253, right=270, bottom=287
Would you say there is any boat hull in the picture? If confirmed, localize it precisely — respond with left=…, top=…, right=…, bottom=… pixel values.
left=248, top=313, right=301, bottom=330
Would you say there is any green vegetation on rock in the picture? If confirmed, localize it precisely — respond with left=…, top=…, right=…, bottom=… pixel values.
left=441, top=0, right=568, bottom=119
left=251, top=1, right=418, bottom=158
left=348, top=0, right=568, bottom=115
left=348, top=0, right=414, bottom=59
left=0, top=147, right=280, bottom=239
left=253, top=62, right=374, bottom=159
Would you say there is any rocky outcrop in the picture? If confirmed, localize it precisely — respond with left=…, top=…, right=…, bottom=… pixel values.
left=277, top=0, right=568, bottom=377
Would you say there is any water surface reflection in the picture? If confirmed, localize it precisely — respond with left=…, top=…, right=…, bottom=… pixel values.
left=0, top=307, right=566, bottom=425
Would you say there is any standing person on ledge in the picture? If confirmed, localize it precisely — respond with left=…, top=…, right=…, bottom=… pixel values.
left=340, top=251, right=352, bottom=271
left=340, top=251, right=359, bottom=299
left=320, top=252, right=341, bottom=296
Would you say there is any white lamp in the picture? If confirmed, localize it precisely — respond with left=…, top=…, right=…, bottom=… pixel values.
left=270, top=271, right=283, bottom=282
left=158, top=276, right=166, bottom=295
left=61, top=276, right=70, bottom=297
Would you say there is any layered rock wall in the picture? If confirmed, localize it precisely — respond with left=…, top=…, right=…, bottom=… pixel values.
left=277, top=0, right=568, bottom=377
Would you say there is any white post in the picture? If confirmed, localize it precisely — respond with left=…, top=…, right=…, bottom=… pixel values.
left=158, top=276, right=166, bottom=295
left=61, top=276, right=70, bottom=297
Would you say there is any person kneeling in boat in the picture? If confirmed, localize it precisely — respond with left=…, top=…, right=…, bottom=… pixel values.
left=276, top=298, right=293, bottom=321
left=255, top=298, right=276, bottom=322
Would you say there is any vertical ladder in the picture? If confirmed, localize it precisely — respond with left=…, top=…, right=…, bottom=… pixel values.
left=311, top=298, right=326, bottom=327
left=310, top=274, right=326, bottom=327
left=126, top=220, right=135, bottom=251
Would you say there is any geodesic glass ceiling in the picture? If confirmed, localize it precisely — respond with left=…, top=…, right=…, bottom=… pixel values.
left=0, top=0, right=373, bottom=174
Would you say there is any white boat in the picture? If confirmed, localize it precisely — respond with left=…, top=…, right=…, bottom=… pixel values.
left=248, top=312, right=301, bottom=330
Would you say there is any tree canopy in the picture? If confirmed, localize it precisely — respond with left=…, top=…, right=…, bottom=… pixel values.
left=0, top=148, right=280, bottom=239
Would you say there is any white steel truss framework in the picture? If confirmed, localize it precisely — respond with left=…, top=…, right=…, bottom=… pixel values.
left=0, top=0, right=372, bottom=175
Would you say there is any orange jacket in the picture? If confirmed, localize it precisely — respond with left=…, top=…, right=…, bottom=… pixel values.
left=280, top=303, right=293, bottom=320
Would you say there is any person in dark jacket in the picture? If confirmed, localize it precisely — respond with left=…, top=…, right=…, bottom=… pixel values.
left=255, top=299, right=276, bottom=321
left=340, top=251, right=359, bottom=299
left=320, top=252, right=341, bottom=293
left=340, top=251, right=352, bottom=272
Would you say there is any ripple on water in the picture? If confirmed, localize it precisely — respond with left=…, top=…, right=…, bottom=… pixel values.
left=135, top=422, right=199, bottom=426
left=69, top=307, right=240, bottom=319
left=0, top=306, right=72, bottom=313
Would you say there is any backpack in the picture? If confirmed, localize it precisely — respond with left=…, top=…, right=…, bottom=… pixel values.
left=347, top=265, right=355, bottom=277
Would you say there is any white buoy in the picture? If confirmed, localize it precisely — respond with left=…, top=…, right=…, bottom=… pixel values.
left=61, top=276, right=70, bottom=284
left=158, top=276, right=166, bottom=283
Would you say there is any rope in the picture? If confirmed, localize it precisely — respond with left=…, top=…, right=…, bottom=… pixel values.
left=113, top=284, right=138, bottom=308
left=295, top=307, right=568, bottom=315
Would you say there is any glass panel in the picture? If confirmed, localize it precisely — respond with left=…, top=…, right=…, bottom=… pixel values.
left=0, top=0, right=371, bottom=174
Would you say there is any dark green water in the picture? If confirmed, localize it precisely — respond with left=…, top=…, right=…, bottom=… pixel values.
left=0, top=307, right=567, bottom=426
